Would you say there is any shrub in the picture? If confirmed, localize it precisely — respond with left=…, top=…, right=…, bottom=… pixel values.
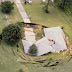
left=43, top=3, right=49, bottom=13
left=29, top=44, right=37, bottom=55
left=2, top=24, right=22, bottom=46
left=19, top=69, right=24, bottom=72
left=16, top=22, right=24, bottom=27
left=43, top=0, right=50, bottom=13
left=56, top=0, right=72, bottom=13
left=1, top=1, right=14, bottom=13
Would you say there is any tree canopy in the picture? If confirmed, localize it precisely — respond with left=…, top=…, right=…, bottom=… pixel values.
left=2, top=24, right=22, bottom=46
left=1, top=1, right=14, bottom=13
left=29, top=44, right=37, bottom=55
left=55, top=0, right=72, bottom=14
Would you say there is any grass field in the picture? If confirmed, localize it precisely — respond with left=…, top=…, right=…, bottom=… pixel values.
left=0, top=3, right=23, bottom=72
left=0, top=4, right=23, bottom=33
left=0, top=42, right=21, bottom=72
left=26, top=58, right=72, bottom=72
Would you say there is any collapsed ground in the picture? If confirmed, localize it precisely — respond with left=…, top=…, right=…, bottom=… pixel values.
left=0, top=0, right=72, bottom=72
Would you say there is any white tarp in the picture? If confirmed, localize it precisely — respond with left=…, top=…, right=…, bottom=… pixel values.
left=22, top=27, right=67, bottom=56
left=35, top=37, right=55, bottom=56
left=25, top=35, right=36, bottom=42
left=44, top=27, right=67, bottom=52
left=24, top=28, right=36, bottom=43
left=22, top=37, right=55, bottom=56
left=22, top=40, right=33, bottom=54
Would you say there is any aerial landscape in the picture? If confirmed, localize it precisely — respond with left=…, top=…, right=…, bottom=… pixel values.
left=0, top=0, right=72, bottom=72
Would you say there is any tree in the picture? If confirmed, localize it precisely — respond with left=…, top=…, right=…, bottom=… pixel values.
left=56, top=0, right=71, bottom=9
left=55, top=0, right=72, bottom=14
left=2, top=24, right=22, bottom=46
left=60, top=0, right=68, bottom=9
left=1, top=1, right=14, bottom=13
left=28, top=44, right=37, bottom=55
left=65, top=0, right=72, bottom=14
left=43, top=0, right=50, bottom=13
left=19, top=69, right=24, bottom=72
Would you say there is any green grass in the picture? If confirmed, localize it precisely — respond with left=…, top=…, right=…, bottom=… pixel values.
left=23, top=3, right=72, bottom=44
left=0, top=4, right=23, bottom=33
left=19, top=49, right=72, bottom=72
left=26, top=58, right=72, bottom=72
left=0, top=41, right=21, bottom=72
left=0, top=4, right=23, bottom=72
left=33, top=28, right=44, bottom=40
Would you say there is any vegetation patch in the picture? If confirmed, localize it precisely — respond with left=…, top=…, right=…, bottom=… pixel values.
left=55, top=0, right=72, bottom=15
left=1, top=1, right=14, bottom=13
left=2, top=24, right=22, bottom=46
left=28, top=44, right=37, bottom=55
left=0, top=1, right=23, bottom=72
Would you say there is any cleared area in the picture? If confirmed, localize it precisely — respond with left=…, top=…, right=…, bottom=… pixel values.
left=24, top=28, right=36, bottom=43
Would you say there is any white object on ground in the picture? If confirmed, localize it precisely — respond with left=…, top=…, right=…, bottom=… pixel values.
left=22, top=26, right=67, bottom=56
left=22, top=37, right=55, bottom=56
left=44, top=26, right=67, bottom=52
left=42, top=0, right=46, bottom=2
left=22, top=40, right=33, bottom=54
left=35, top=37, right=55, bottom=56
left=24, top=28, right=36, bottom=43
